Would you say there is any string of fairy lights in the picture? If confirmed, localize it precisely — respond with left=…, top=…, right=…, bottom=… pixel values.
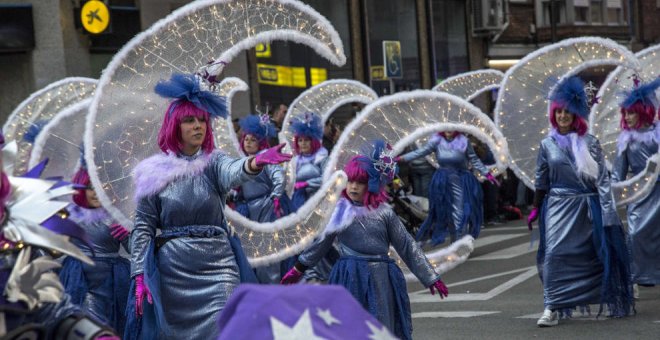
left=3, top=78, right=96, bottom=176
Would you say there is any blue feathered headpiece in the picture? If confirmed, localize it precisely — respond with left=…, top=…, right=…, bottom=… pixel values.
left=621, top=78, right=660, bottom=110
left=355, top=140, right=398, bottom=193
left=23, top=119, right=48, bottom=144
left=289, top=112, right=323, bottom=140
left=239, top=114, right=276, bottom=140
left=154, top=73, right=228, bottom=119
left=549, top=76, right=590, bottom=119
left=77, top=143, right=87, bottom=170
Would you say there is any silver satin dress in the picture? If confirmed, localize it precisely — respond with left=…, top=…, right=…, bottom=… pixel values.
left=401, top=137, right=488, bottom=240
left=293, top=150, right=327, bottom=196
left=239, top=163, right=285, bottom=283
left=67, top=206, right=129, bottom=327
left=131, top=152, right=255, bottom=339
left=299, top=204, right=439, bottom=332
left=535, top=134, right=620, bottom=310
left=612, top=126, right=660, bottom=285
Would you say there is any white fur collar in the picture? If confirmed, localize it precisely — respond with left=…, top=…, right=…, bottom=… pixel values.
left=616, top=124, right=660, bottom=155
left=430, top=133, right=468, bottom=152
left=550, top=129, right=599, bottom=180
left=320, top=197, right=390, bottom=237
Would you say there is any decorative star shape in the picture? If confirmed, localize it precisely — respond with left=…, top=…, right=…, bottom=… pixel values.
left=366, top=321, right=398, bottom=340
left=316, top=308, right=341, bottom=326
left=270, top=309, right=327, bottom=340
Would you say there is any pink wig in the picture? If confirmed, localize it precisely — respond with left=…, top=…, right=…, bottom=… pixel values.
left=293, top=135, right=322, bottom=155
left=240, top=132, right=270, bottom=154
left=342, top=156, right=389, bottom=209
left=0, top=172, right=11, bottom=220
left=71, top=168, right=91, bottom=208
left=549, top=102, right=588, bottom=136
left=619, top=101, right=655, bottom=130
left=157, top=100, right=215, bottom=154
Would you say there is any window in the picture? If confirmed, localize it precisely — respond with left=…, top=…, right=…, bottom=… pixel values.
left=430, top=0, right=469, bottom=82
left=541, top=0, right=567, bottom=26
left=572, top=0, right=623, bottom=25
left=607, top=0, right=624, bottom=25
left=590, top=0, right=604, bottom=23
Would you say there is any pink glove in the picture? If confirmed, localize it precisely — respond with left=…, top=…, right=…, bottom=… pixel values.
left=254, top=143, right=292, bottom=167
left=429, top=279, right=449, bottom=299
left=273, top=197, right=282, bottom=218
left=294, top=181, right=308, bottom=190
left=110, top=223, right=130, bottom=241
left=486, top=173, right=500, bottom=187
left=280, top=267, right=304, bottom=284
left=135, top=274, right=153, bottom=316
left=527, top=208, right=539, bottom=231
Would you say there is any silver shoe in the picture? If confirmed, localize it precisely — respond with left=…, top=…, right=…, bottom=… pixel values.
left=537, top=309, right=558, bottom=327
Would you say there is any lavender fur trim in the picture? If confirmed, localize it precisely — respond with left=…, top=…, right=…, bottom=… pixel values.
left=616, top=124, right=660, bottom=155
left=133, top=150, right=221, bottom=201
left=430, top=133, right=468, bottom=152
left=320, top=197, right=390, bottom=237
left=550, top=129, right=599, bottom=179
left=68, top=204, right=111, bottom=223
left=295, top=147, right=328, bottom=169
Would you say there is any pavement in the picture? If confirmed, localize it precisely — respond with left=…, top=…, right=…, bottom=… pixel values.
left=406, top=221, right=660, bottom=340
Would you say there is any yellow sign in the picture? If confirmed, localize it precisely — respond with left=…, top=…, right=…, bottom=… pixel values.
left=370, top=66, right=385, bottom=80
left=310, top=67, right=327, bottom=86
left=257, top=63, right=306, bottom=88
left=81, top=0, right=110, bottom=34
left=255, top=43, right=271, bottom=58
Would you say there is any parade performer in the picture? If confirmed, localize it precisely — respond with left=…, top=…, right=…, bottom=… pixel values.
left=59, top=161, right=131, bottom=334
left=527, top=76, right=633, bottom=327
left=126, top=73, right=291, bottom=339
left=289, top=112, right=328, bottom=212
left=0, top=139, right=119, bottom=339
left=612, top=78, right=660, bottom=288
left=234, top=114, right=290, bottom=283
left=281, top=141, right=449, bottom=340
left=397, top=131, right=499, bottom=245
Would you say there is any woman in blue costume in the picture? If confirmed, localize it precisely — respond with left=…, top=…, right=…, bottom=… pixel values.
left=126, top=73, right=291, bottom=339
left=234, top=114, right=290, bottom=283
left=527, top=76, right=633, bottom=327
left=281, top=141, right=449, bottom=340
left=612, top=78, right=660, bottom=290
left=59, top=164, right=131, bottom=334
left=397, top=131, right=499, bottom=245
left=289, top=112, right=328, bottom=212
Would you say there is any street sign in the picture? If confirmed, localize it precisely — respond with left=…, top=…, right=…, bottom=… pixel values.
left=81, top=0, right=110, bottom=34
left=383, top=40, right=402, bottom=78
left=255, top=43, right=271, bottom=58
left=257, top=63, right=307, bottom=88
left=370, top=66, right=385, bottom=80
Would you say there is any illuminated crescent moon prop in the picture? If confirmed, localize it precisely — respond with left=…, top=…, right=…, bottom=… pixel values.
left=28, top=99, right=91, bottom=179
left=3, top=77, right=96, bottom=176
left=494, top=37, right=639, bottom=189
left=590, top=44, right=660, bottom=206
left=84, top=0, right=346, bottom=230
left=432, top=69, right=504, bottom=102
left=280, top=79, right=378, bottom=194
left=213, top=77, right=249, bottom=159
left=323, top=90, right=510, bottom=182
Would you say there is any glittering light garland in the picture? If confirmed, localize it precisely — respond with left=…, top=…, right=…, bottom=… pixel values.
left=84, top=0, right=346, bottom=231
left=280, top=79, right=378, bottom=195
left=494, top=37, right=639, bottom=189
left=28, top=99, right=91, bottom=180
left=3, top=78, right=97, bottom=176
left=432, top=69, right=504, bottom=102
left=213, top=77, right=249, bottom=159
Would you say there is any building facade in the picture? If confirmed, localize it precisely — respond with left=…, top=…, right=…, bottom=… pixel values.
left=1, top=0, right=660, bottom=123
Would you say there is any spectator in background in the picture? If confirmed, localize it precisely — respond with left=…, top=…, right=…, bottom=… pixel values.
left=472, top=138, right=501, bottom=225
left=404, top=144, right=435, bottom=197
left=268, top=103, right=287, bottom=145
left=322, top=117, right=341, bottom=152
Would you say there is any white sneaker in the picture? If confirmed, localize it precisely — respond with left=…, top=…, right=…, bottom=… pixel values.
left=537, top=309, right=558, bottom=327
left=633, top=284, right=639, bottom=300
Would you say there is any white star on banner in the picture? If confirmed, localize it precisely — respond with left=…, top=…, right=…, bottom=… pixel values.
left=366, top=320, right=399, bottom=340
left=270, top=309, right=327, bottom=340
left=316, top=308, right=341, bottom=326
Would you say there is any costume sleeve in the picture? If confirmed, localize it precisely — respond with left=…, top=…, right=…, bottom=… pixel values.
left=400, top=139, right=436, bottom=162
left=534, top=141, right=550, bottom=191
left=130, top=195, right=159, bottom=277
left=466, top=143, right=489, bottom=175
left=297, top=232, right=338, bottom=270
left=209, top=153, right=260, bottom=194
left=304, top=156, right=328, bottom=194
left=386, top=209, right=440, bottom=287
left=611, top=149, right=629, bottom=183
left=591, top=137, right=620, bottom=226
left=267, top=164, right=285, bottom=199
